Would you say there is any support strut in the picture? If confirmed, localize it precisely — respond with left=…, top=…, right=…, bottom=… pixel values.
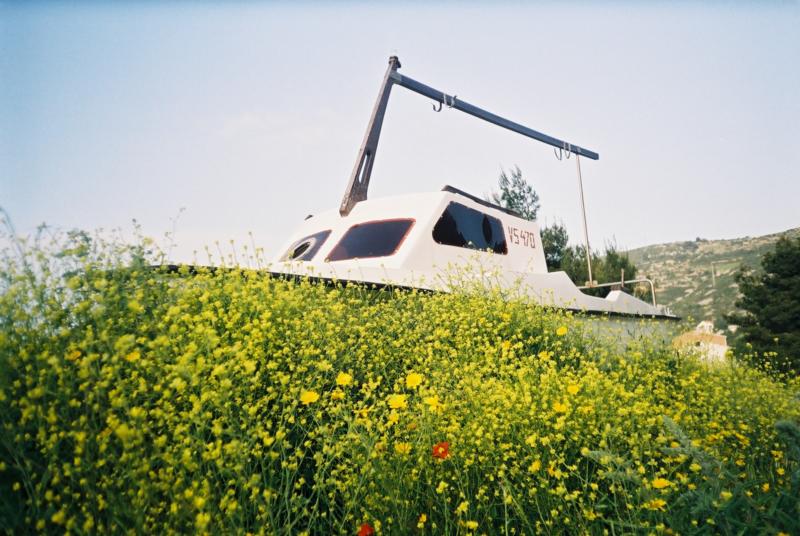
left=339, top=56, right=599, bottom=216
left=340, top=56, right=402, bottom=216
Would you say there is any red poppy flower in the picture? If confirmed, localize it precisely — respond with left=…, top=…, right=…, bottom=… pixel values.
left=357, top=523, right=375, bottom=536
left=432, top=441, right=449, bottom=459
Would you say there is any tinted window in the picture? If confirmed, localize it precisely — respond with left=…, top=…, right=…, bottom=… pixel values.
left=432, top=202, right=507, bottom=254
left=280, top=230, right=331, bottom=261
left=327, top=219, right=414, bottom=261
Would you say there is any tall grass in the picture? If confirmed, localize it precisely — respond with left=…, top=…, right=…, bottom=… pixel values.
left=1, top=230, right=798, bottom=534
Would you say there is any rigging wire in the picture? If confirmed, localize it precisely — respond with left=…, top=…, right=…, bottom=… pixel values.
left=555, top=144, right=593, bottom=286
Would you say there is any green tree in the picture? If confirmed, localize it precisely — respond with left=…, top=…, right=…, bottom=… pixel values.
left=560, top=244, right=645, bottom=298
left=725, top=236, right=800, bottom=374
left=489, top=166, right=540, bottom=221
left=599, top=243, right=638, bottom=285
left=540, top=222, right=569, bottom=271
left=560, top=244, right=598, bottom=287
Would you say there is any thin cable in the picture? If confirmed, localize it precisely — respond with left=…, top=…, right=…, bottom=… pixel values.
left=575, top=155, right=593, bottom=286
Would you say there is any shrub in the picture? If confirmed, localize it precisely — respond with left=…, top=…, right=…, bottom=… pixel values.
left=1, top=232, right=799, bottom=534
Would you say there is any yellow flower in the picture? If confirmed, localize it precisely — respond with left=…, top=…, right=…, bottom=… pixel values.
left=423, top=395, right=442, bottom=412
left=405, top=372, right=423, bottom=389
left=51, top=509, right=66, bottom=525
left=643, top=498, right=667, bottom=511
left=336, top=372, right=352, bottom=386
left=556, top=326, right=568, bottom=336
left=566, top=384, right=580, bottom=395
left=720, top=490, right=732, bottom=501
left=456, top=501, right=469, bottom=515
left=331, top=389, right=345, bottom=400
left=299, top=390, right=320, bottom=405
left=651, top=478, right=672, bottom=489
left=762, top=483, right=770, bottom=492
left=196, top=512, right=211, bottom=530
left=689, top=463, right=702, bottom=473
left=417, top=514, right=427, bottom=529
left=465, top=520, right=478, bottom=530
left=394, top=442, right=411, bottom=455
left=115, top=423, right=134, bottom=443
left=387, top=394, right=408, bottom=410
left=553, top=401, right=568, bottom=413
left=315, top=360, right=332, bottom=372
left=529, top=460, right=542, bottom=472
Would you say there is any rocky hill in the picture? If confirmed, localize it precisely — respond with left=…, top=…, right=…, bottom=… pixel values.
left=627, top=227, right=800, bottom=329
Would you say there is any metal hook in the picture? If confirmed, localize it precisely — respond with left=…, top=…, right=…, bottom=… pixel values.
left=554, top=147, right=563, bottom=161
left=564, top=142, right=572, bottom=159
left=434, top=94, right=457, bottom=111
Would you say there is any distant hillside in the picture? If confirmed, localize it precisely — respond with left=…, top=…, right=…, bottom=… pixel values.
left=627, top=227, right=800, bottom=329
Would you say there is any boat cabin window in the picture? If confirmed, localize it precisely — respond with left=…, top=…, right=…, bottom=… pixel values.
left=280, top=230, right=332, bottom=261
left=432, top=202, right=508, bottom=254
left=327, top=219, right=415, bottom=261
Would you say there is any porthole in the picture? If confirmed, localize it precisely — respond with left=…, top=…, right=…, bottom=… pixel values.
left=280, top=230, right=332, bottom=262
left=289, top=240, right=312, bottom=260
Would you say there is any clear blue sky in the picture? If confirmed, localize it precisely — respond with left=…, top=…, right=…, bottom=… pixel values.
left=2, top=1, right=798, bottom=262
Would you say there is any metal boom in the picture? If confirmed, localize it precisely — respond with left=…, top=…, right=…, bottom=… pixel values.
left=340, top=56, right=599, bottom=216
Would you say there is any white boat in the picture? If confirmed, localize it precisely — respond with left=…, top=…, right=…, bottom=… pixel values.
left=271, top=57, right=677, bottom=322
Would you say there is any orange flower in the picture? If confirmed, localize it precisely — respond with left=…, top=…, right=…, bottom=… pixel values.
left=357, top=523, right=375, bottom=536
left=432, top=441, right=450, bottom=460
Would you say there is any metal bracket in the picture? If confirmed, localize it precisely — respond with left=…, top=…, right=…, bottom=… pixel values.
left=339, top=56, right=599, bottom=216
left=339, top=56, right=401, bottom=217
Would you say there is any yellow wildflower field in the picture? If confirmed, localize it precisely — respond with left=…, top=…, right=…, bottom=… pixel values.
left=0, top=236, right=799, bottom=534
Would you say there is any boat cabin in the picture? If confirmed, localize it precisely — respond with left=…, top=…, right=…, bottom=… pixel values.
left=278, top=186, right=545, bottom=276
